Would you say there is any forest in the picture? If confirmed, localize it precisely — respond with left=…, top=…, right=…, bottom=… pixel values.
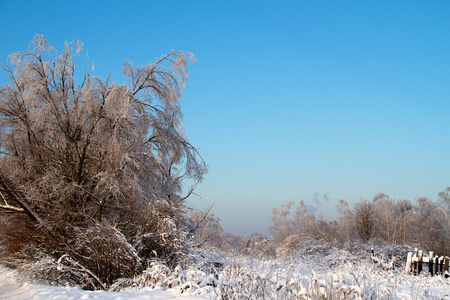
left=0, top=36, right=449, bottom=299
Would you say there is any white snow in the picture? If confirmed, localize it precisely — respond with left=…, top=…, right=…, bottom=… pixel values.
left=0, top=266, right=209, bottom=300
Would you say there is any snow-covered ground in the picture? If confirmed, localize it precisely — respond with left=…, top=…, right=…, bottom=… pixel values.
left=0, top=266, right=209, bottom=300
left=1, top=254, right=449, bottom=299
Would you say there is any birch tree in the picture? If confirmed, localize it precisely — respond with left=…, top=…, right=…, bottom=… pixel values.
left=337, top=199, right=352, bottom=241
left=413, top=197, right=448, bottom=254
left=372, top=193, right=395, bottom=242
left=393, top=199, right=413, bottom=244
left=0, top=35, right=207, bottom=288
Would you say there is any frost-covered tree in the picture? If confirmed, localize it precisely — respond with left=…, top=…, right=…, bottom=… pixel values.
left=269, top=200, right=336, bottom=248
left=336, top=199, right=352, bottom=242
left=372, top=193, right=393, bottom=242
left=269, top=201, right=296, bottom=243
left=371, top=194, right=416, bottom=244
left=437, top=187, right=450, bottom=254
left=188, top=207, right=223, bottom=249
left=392, top=199, right=413, bottom=244
left=0, top=35, right=207, bottom=289
left=438, top=187, right=450, bottom=216
left=412, top=197, right=449, bottom=255
left=352, top=199, right=374, bottom=242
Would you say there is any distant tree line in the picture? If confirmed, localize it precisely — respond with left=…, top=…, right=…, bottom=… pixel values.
left=187, top=188, right=450, bottom=258
left=268, top=188, right=450, bottom=256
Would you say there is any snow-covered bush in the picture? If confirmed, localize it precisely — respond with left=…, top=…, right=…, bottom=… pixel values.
left=183, top=247, right=226, bottom=275
left=241, top=233, right=276, bottom=258
left=18, top=254, right=107, bottom=290
left=135, top=262, right=218, bottom=296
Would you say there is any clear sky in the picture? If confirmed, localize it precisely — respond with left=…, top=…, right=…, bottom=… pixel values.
left=1, top=0, right=449, bottom=234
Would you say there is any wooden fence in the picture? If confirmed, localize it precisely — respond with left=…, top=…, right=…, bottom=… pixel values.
left=405, top=248, right=449, bottom=277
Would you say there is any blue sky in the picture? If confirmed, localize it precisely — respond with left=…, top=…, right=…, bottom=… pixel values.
left=1, top=0, right=449, bottom=234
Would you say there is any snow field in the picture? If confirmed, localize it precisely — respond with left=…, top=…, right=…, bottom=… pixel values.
left=1, top=250, right=450, bottom=299
left=0, top=265, right=209, bottom=299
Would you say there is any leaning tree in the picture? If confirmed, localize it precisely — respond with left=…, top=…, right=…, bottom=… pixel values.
left=0, top=35, right=207, bottom=289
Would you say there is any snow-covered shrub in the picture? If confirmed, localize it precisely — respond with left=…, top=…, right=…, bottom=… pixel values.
left=17, top=254, right=105, bottom=290
left=278, top=235, right=334, bottom=257
left=70, top=222, right=141, bottom=287
left=369, top=242, right=414, bottom=269
left=135, top=262, right=217, bottom=295
left=183, top=247, right=226, bottom=275
left=241, top=233, right=276, bottom=258
left=276, top=236, right=360, bottom=271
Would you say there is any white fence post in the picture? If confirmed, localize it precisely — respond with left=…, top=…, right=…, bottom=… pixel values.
left=428, top=251, right=434, bottom=275
left=405, top=252, right=413, bottom=274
